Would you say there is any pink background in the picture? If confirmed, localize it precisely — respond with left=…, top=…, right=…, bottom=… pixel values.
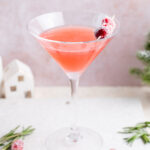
left=0, top=0, right=150, bottom=86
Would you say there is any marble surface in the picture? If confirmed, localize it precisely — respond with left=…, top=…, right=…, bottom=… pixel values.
left=0, top=86, right=150, bottom=150
left=34, top=86, right=150, bottom=120
left=0, top=0, right=150, bottom=86
left=0, top=96, right=147, bottom=150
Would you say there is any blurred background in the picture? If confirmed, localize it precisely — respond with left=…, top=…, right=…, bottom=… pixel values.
left=0, top=0, right=150, bottom=86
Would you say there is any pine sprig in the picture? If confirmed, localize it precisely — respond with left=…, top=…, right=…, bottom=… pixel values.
left=0, top=126, right=35, bottom=150
left=120, top=122, right=150, bottom=145
left=144, top=33, right=150, bottom=50
left=130, top=32, right=150, bottom=84
left=137, top=51, right=150, bottom=64
left=130, top=68, right=143, bottom=77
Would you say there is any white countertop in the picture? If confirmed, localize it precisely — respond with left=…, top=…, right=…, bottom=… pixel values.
left=34, top=86, right=150, bottom=120
left=0, top=86, right=149, bottom=150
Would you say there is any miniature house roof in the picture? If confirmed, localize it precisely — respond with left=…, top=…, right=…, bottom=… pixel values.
left=3, top=59, right=34, bottom=82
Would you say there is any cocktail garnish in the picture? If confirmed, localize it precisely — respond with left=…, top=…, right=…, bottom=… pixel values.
left=95, top=16, right=116, bottom=39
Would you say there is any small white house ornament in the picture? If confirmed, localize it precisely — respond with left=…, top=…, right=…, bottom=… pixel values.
left=1, top=59, right=34, bottom=99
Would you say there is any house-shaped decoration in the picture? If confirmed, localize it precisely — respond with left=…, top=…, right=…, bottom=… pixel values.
left=1, top=59, right=34, bottom=99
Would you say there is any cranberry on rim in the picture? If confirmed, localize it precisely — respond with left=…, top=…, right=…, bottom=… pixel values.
left=95, top=16, right=116, bottom=39
left=95, top=28, right=107, bottom=39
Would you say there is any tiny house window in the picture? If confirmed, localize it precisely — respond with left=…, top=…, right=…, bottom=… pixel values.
left=10, top=86, right=17, bottom=92
left=18, top=76, right=24, bottom=81
left=1, top=93, right=5, bottom=98
left=25, top=91, right=32, bottom=98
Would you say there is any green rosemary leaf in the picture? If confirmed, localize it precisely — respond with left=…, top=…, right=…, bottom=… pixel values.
left=0, top=126, right=35, bottom=150
left=145, top=121, right=150, bottom=125
left=125, top=132, right=144, bottom=144
left=0, top=143, right=4, bottom=147
left=0, top=126, right=20, bottom=142
left=141, top=134, right=150, bottom=144
left=1, top=142, right=11, bottom=150
left=120, top=122, right=150, bottom=145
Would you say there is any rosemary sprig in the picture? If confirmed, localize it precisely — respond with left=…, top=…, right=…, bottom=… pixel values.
left=120, top=122, right=150, bottom=145
left=0, top=126, right=35, bottom=150
left=130, top=32, right=150, bottom=84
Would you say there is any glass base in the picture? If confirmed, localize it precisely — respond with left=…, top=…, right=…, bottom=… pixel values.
left=46, top=127, right=103, bottom=150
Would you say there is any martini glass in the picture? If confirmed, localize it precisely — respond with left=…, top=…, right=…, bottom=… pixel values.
left=28, top=11, right=119, bottom=150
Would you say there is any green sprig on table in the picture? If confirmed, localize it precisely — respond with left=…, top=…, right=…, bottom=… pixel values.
left=0, top=126, right=35, bottom=150
left=130, top=33, right=150, bottom=84
left=120, top=121, right=150, bottom=145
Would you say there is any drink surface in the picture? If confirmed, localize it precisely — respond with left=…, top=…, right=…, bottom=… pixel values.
left=40, top=26, right=109, bottom=72
left=40, top=26, right=96, bottom=42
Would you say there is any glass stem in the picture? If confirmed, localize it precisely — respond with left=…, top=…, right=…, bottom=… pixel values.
left=66, top=73, right=82, bottom=144
left=70, top=78, right=79, bottom=99
left=67, top=72, right=80, bottom=102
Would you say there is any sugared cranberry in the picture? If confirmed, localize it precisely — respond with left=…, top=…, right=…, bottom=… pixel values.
left=102, top=18, right=110, bottom=24
left=11, top=139, right=24, bottom=150
left=95, top=28, right=107, bottom=39
left=95, top=16, right=116, bottom=39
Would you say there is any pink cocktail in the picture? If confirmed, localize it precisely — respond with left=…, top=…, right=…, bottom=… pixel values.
left=28, top=11, right=119, bottom=150
left=40, top=26, right=110, bottom=73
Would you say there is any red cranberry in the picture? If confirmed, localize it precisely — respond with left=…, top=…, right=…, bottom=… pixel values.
left=95, top=28, right=107, bottom=39
left=102, top=18, right=110, bottom=24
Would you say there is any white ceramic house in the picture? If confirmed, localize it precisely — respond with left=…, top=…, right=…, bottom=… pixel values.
left=1, top=59, right=34, bottom=99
